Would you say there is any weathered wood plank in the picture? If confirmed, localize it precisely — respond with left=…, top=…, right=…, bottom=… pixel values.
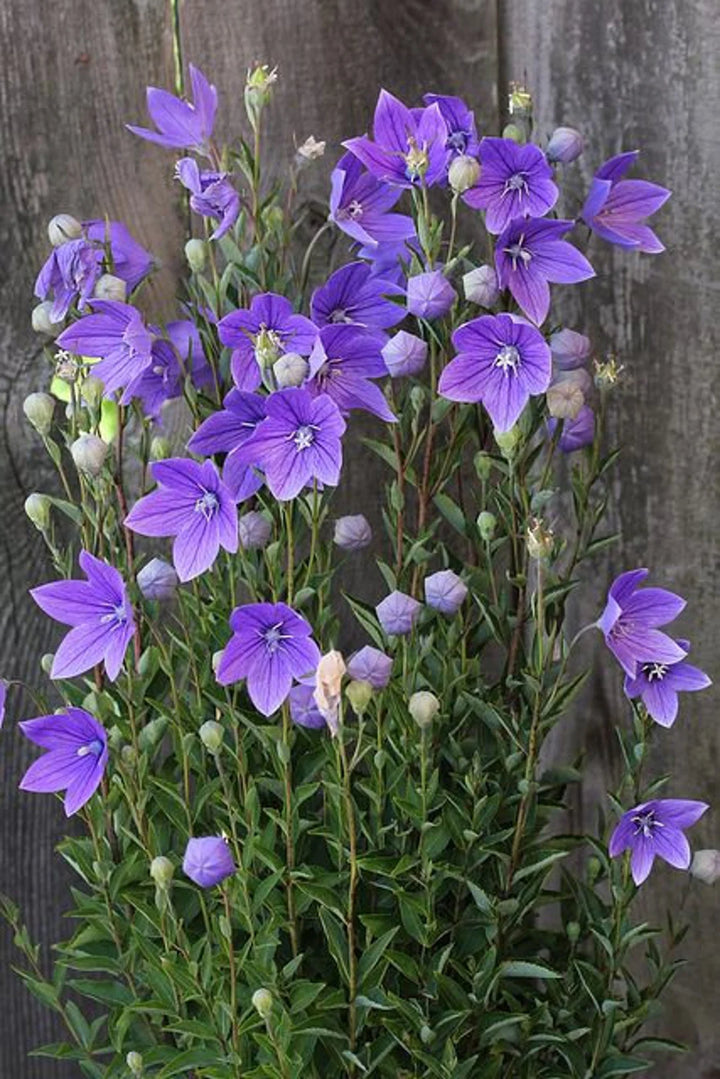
left=501, top=2, right=720, bottom=1074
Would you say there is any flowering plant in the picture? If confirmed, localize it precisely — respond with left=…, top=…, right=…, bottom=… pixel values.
left=2, top=62, right=712, bottom=1079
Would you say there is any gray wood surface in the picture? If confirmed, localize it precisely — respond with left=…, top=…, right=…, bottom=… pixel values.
left=1, top=0, right=718, bottom=1074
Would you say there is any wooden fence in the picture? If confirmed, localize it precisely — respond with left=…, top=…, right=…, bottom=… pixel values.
left=1, top=1, right=718, bottom=1074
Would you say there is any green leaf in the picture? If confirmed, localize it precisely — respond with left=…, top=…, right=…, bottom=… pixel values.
left=358, top=926, right=399, bottom=988
left=596, top=1056, right=651, bottom=1077
left=500, top=960, right=562, bottom=980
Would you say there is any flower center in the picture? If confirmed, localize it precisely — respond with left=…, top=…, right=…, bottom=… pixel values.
left=347, top=199, right=363, bottom=219
left=642, top=661, right=669, bottom=682
left=446, top=130, right=468, bottom=153
left=292, top=424, right=316, bottom=450
left=631, top=810, right=664, bottom=839
left=261, top=621, right=292, bottom=654
left=504, top=236, right=532, bottom=271
left=404, top=137, right=429, bottom=181
left=77, top=738, right=104, bottom=759
left=494, top=344, right=521, bottom=375
left=100, top=603, right=128, bottom=627
left=329, top=308, right=353, bottom=324
left=503, top=171, right=529, bottom=197
left=195, top=489, right=219, bottom=520
left=254, top=326, right=284, bottom=367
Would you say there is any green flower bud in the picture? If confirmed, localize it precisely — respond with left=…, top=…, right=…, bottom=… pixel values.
left=345, top=679, right=373, bottom=717
left=502, top=122, right=525, bottom=143
left=121, top=744, right=136, bottom=768
left=252, top=987, right=274, bottom=1019
left=408, top=690, right=439, bottom=729
left=126, top=1050, right=144, bottom=1076
left=244, top=65, right=278, bottom=129
left=24, top=493, right=52, bottom=532
left=477, top=511, right=496, bottom=542
left=150, top=436, right=172, bottom=461
left=31, top=301, right=63, bottom=336
left=494, top=425, right=520, bottom=458
left=41, top=653, right=54, bottom=674
left=80, top=376, right=104, bottom=409
left=566, top=921, right=581, bottom=943
left=410, top=385, right=426, bottom=413
left=185, top=238, right=206, bottom=273
left=71, top=434, right=109, bottom=477
left=48, top=213, right=83, bottom=246
left=23, top=392, right=55, bottom=436
left=448, top=154, right=480, bottom=194
left=199, top=720, right=224, bottom=754
left=149, top=856, right=175, bottom=889
left=473, top=451, right=493, bottom=480
left=94, top=273, right=127, bottom=302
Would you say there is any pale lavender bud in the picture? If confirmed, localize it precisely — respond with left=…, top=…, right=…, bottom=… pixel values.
left=376, top=590, right=422, bottom=636
left=463, top=264, right=500, bottom=307
left=382, top=331, right=428, bottom=378
left=547, top=126, right=584, bottom=164
left=273, top=351, right=309, bottom=387
left=690, top=849, right=720, bottom=884
left=47, top=213, right=83, bottom=246
left=448, top=154, right=480, bottom=194
left=23, top=392, right=55, bottom=435
left=333, top=514, right=372, bottom=551
left=408, top=690, right=439, bottom=729
left=424, top=569, right=468, bottom=615
left=238, top=511, right=272, bottom=549
left=346, top=645, right=393, bottom=689
left=137, top=558, right=178, bottom=601
left=93, top=273, right=127, bottom=302
left=183, top=836, right=235, bottom=888
left=406, top=271, right=457, bottom=319
left=70, top=434, right=109, bottom=476
left=31, top=301, right=64, bottom=336
left=550, top=328, right=591, bottom=370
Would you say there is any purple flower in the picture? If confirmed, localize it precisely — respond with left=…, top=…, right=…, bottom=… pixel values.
left=333, top=514, right=372, bottom=551
left=19, top=708, right=108, bottom=816
left=84, top=220, right=154, bottom=292
left=546, top=127, right=584, bottom=165
left=188, top=389, right=266, bottom=500
left=624, top=641, right=711, bottom=728
left=549, top=328, right=591, bottom=370
left=463, top=138, right=558, bottom=235
left=376, top=591, right=422, bottom=637
left=358, top=239, right=413, bottom=288
left=56, top=300, right=154, bottom=400
left=597, top=569, right=687, bottom=678
left=125, top=458, right=237, bottom=581
left=216, top=602, right=321, bottom=715
left=330, top=151, right=416, bottom=246
left=548, top=405, right=595, bottom=452
left=495, top=217, right=595, bottom=326
left=219, top=293, right=317, bottom=392
left=238, top=511, right=272, bottom=550
left=406, top=271, right=456, bottom=319
left=234, top=388, right=345, bottom=501
left=307, top=325, right=395, bottom=421
left=438, top=313, right=551, bottom=432
left=31, top=551, right=134, bottom=681
left=0, top=679, right=7, bottom=729
left=176, top=158, right=240, bottom=240
left=346, top=646, right=392, bottom=689
left=423, top=93, right=480, bottom=167
left=311, top=262, right=403, bottom=331
left=289, top=683, right=326, bottom=729
left=35, top=239, right=102, bottom=321
left=382, top=330, right=427, bottom=377
left=183, top=836, right=235, bottom=888
left=128, top=320, right=213, bottom=418
left=609, top=799, right=709, bottom=885
left=424, top=569, right=468, bottom=615
left=344, top=90, right=448, bottom=189
left=137, top=558, right=179, bottom=601
left=581, top=151, right=670, bottom=253
left=127, top=64, right=217, bottom=153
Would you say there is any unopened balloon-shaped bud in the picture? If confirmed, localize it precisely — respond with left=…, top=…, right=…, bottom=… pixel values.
left=149, top=856, right=174, bottom=889
left=185, top=237, right=206, bottom=273
left=547, top=126, right=584, bottom=164
left=23, top=392, right=55, bottom=435
left=409, top=690, right=439, bottom=729
left=31, top=301, right=64, bottom=336
left=126, top=1051, right=145, bottom=1077
left=690, top=849, right=720, bottom=885
left=473, top=451, right=493, bottom=480
left=93, top=273, right=126, bottom=302
left=477, top=510, right=497, bottom=542
left=24, top=493, right=51, bottom=532
left=80, top=375, right=104, bottom=409
left=407, top=270, right=457, bottom=320
left=238, top=510, right=272, bottom=550
left=48, top=213, right=83, bottom=246
left=71, top=434, right=109, bottom=477
left=273, top=351, right=308, bottom=387
left=333, top=514, right=372, bottom=551
left=502, top=122, right=525, bottom=144
left=137, top=558, right=178, bottom=601
left=252, top=987, right=274, bottom=1018
left=345, top=679, right=373, bottom=717
left=494, top=424, right=520, bottom=458
left=463, top=265, right=499, bottom=307
left=448, top=153, right=480, bottom=194
left=546, top=376, right=584, bottom=420
left=550, top=328, right=591, bottom=370
left=382, top=331, right=427, bottom=378
left=199, top=720, right=224, bottom=754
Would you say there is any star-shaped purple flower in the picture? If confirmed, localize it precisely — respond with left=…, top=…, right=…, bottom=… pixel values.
left=218, top=293, right=317, bottom=392
left=423, top=93, right=480, bottom=169
left=125, top=458, right=238, bottom=581
left=127, top=320, right=213, bottom=418
left=307, top=324, right=395, bottom=421
left=329, top=151, right=416, bottom=247
left=346, top=646, right=393, bottom=689
left=344, top=89, right=448, bottom=189
left=311, top=262, right=403, bottom=331
left=597, top=568, right=687, bottom=678
left=188, top=389, right=266, bottom=500
left=581, top=151, right=670, bottom=253
left=127, top=64, right=218, bottom=154
left=609, top=798, right=709, bottom=885
left=234, top=388, right=345, bottom=501
left=35, top=239, right=102, bottom=321
left=56, top=300, right=154, bottom=400
left=84, top=220, right=155, bottom=293
left=624, top=640, right=711, bottom=728
left=216, top=602, right=321, bottom=715
left=495, top=217, right=595, bottom=326
left=19, top=707, right=108, bottom=816
left=464, top=138, right=558, bottom=234
left=176, top=158, right=240, bottom=240
left=438, top=313, right=551, bottom=432
left=31, top=551, right=135, bottom=681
